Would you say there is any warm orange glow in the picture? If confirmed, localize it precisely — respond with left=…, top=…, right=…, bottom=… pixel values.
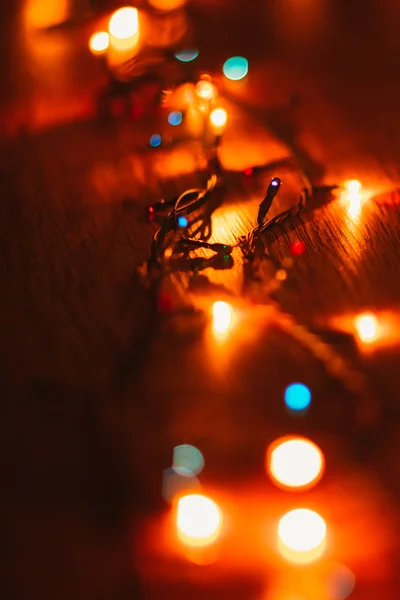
left=24, top=0, right=70, bottom=29
left=355, top=312, right=379, bottom=343
left=267, top=437, right=325, bottom=491
left=278, top=509, right=326, bottom=564
left=196, top=79, right=218, bottom=102
left=89, top=31, right=109, bottom=56
left=342, top=179, right=364, bottom=218
left=177, top=494, right=222, bottom=546
left=209, top=108, right=228, bottom=133
left=212, top=301, right=234, bottom=335
left=345, top=180, right=362, bottom=194
left=149, top=0, right=187, bottom=8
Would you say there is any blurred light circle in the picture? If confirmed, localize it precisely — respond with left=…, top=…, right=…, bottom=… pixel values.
left=175, top=49, right=199, bottom=62
left=223, top=56, right=248, bottom=81
left=177, top=215, right=188, bottom=228
left=149, top=134, right=162, bottom=147
left=173, top=444, right=205, bottom=476
left=267, top=436, right=325, bottom=490
left=209, top=108, right=228, bottom=129
left=212, top=301, right=233, bottom=335
left=168, top=111, right=183, bottom=126
left=326, top=563, right=356, bottom=600
left=284, top=383, right=311, bottom=411
left=354, top=312, right=378, bottom=343
left=89, top=31, right=109, bottom=55
left=177, top=494, right=222, bottom=546
left=278, top=509, right=326, bottom=563
left=109, top=7, right=139, bottom=40
left=196, top=79, right=217, bottom=101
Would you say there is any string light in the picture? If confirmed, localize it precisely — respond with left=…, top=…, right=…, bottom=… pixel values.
left=196, top=78, right=218, bottom=102
left=278, top=509, right=327, bottom=563
left=176, top=494, right=222, bottom=546
left=354, top=312, right=379, bottom=343
left=212, top=301, right=234, bottom=335
left=149, top=134, right=162, bottom=148
left=109, top=7, right=139, bottom=40
left=267, top=436, right=325, bottom=490
left=175, top=49, right=199, bottom=62
left=168, top=111, right=183, bottom=126
left=284, top=383, right=312, bottom=411
left=89, top=31, right=109, bottom=56
left=222, top=56, right=248, bottom=81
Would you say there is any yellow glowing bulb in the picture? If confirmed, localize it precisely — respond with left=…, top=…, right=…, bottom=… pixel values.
left=210, top=108, right=228, bottom=130
left=268, top=437, right=325, bottom=491
left=355, top=312, right=378, bottom=343
left=177, top=494, right=222, bottom=546
left=346, top=180, right=362, bottom=194
left=278, top=509, right=326, bottom=563
left=196, top=79, right=217, bottom=101
left=89, top=31, right=109, bottom=55
left=109, top=7, right=139, bottom=40
left=212, top=301, right=233, bottom=335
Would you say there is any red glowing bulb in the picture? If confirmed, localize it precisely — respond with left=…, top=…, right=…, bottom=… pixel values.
left=290, top=240, right=306, bottom=256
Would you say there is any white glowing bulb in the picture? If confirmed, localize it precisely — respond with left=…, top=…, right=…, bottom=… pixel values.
left=268, top=437, right=325, bottom=490
left=196, top=79, right=217, bottom=101
left=346, top=180, right=362, bottom=194
left=210, top=108, right=228, bottom=132
left=177, top=494, right=222, bottom=546
left=355, top=312, right=378, bottom=343
left=109, top=7, right=139, bottom=40
left=89, top=31, right=109, bottom=55
left=212, top=301, right=233, bottom=334
left=278, top=509, right=326, bottom=563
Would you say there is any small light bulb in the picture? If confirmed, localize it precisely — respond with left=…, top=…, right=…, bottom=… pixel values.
left=212, top=301, right=233, bottom=335
left=345, top=180, right=362, bottom=194
left=355, top=312, right=378, bottom=343
left=177, top=494, right=222, bottom=546
left=109, top=7, right=139, bottom=40
left=209, top=108, right=228, bottom=132
left=278, top=509, right=326, bottom=563
left=267, top=436, right=325, bottom=490
left=89, top=31, right=109, bottom=55
left=196, top=79, right=217, bottom=101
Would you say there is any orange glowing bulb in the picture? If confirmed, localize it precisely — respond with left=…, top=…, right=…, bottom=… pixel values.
left=355, top=312, right=378, bottom=343
left=109, top=7, right=139, bottom=40
left=196, top=79, right=217, bottom=101
left=212, top=301, right=233, bottom=335
left=89, top=31, right=109, bottom=55
left=176, top=494, right=222, bottom=546
left=267, top=437, right=325, bottom=491
left=278, top=509, right=326, bottom=564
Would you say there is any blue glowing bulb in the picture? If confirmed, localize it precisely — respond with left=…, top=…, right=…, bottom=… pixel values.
left=168, top=111, right=183, bottom=126
left=284, top=383, right=311, bottom=411
left=177, top=215, right=188, bottom=228
left=173, top=445, right=205, bottom=477
left=222, top=56, right=248, bottom=81
left=149, top=134, right=162, bottom=148
left=174, top=49, right=199, bottom=63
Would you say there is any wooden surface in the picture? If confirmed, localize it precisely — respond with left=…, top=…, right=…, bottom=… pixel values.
left=1, top=0, right=400, bottom=598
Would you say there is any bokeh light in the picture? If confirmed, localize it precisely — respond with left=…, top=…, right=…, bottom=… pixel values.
left=267, top=437, right=324, bottom=490
left=168, top=111, right=183, bottom=126
left=278, top=509, right=326, bottom=564
left=175, top=49, right=199, bottom=62
left=173, top=445, right=205, bottom=477
left=289, top=240, right=306, bottom=256
left=355, top=312, right=378, bottom=343
left=177, top=215, right=188, bottom=228
left=212, top=301, right=233, bottom=335
left=209, top=108, right=228, bottom=131
left=223, top=56, right=249, bottom=81
left=196, top=79, right=218, bottom=101
left=89, top=31, right=109, bottom=56
left=149, top=134, right=162, bottom=147
left=326, top=563, right=356, bottom=600
left=109, top=7, right=139, bottom=40
left=284, top=383, right=311, bottom=411
left=177, top=494, right=222, bottom=546
left=345, top=179, right=362, bottom=194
